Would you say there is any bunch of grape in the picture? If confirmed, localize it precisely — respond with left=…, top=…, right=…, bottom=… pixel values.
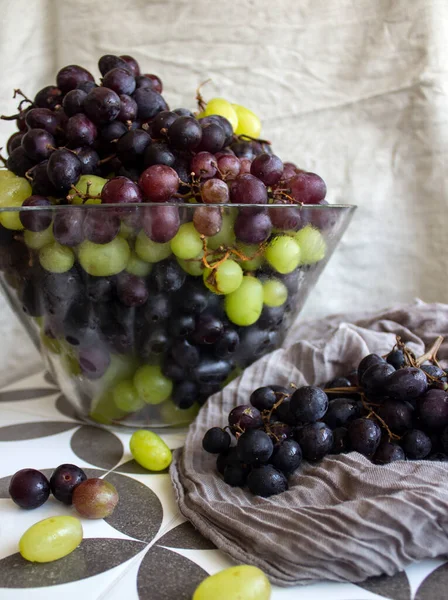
left=0, top=53, right=332, bottom=425
left=202, top=337, right=448, bottom=497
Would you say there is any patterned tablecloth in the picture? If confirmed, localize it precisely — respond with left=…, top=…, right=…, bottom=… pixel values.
left=0, top=371, right=447, bottom=600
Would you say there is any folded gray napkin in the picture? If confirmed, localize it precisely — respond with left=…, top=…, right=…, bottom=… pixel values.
left=170, top=300, right=448, bottom=586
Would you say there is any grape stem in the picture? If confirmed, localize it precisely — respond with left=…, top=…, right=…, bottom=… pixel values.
left=98, top=153, right=116, bottom=165
left=67, top=183, right=101, bottom=203
left=0, top=112, right=21, bottom=121
left=416, top=335, right=444, bottom=368
left=13, top=89, right=32, bottom=105
left=236, top=133, right=272, bottom=146
left=196, top=79, right=211, bottom=112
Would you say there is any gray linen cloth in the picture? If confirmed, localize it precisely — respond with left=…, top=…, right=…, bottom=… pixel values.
left=170, top=300, right=448, bottom=586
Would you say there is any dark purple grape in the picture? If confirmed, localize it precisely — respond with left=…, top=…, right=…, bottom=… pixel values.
left=50, top=464, right=87, bottom=505
left=191, top=152, right=218, bottom=180
left=66, top=114, right=97, bottom=146
left=142, top=205, right=180, bottom=243
left=139, top=326, right=169, bottom=357
left=417, top=389, right=448, bottom=429
left=247, top=465, right=287, bottom=497
left=191, top=358, right=232, bottom=384
left=0, top=224, right=13, bottom=246
left=224, top=464, right=249, bottom=487
left=167, top=116, right=202, bottom=150
left=151, top=110, right=179, bottom=137
left=76, top=147, right=100, bottom=175
left=237, top=429, right=273, bottom=464
left=145, top=293, right=171, bottom=323
left=217, top=154, right=240, bottom=181
left=19, top=196, right=52, bottom=232
left=143, top=141, right=175, bottom=168
left=192, top=312, right=224, bottom=345
left=361, top=362, right=395, bottom=395
left=267, top=422, right=292, bottom=446
left=270, top=203, right=301, bottom=231
left=87, top=276, right=114, bottom=303
left=290, top=172, right=327, bottom=204
left=47, top=149, right=82, bottom=192
left=251, top=153, right=283, bottom=186
left=62, top=89, right=87, bottom=116
left=34, top=85, right=63, bottom=109
left=290, top=386, right=329, bottom=423
left=53, top=207, right=85, bottom=246
left=231, top=140, right=261, bottom=160
left=135, top=75, right=156, bottom=90
left=117, top=94, right=138, bottom=122
left=347, top=418, right=381, bottom=457
left=57, top=65, right=94, bottom=93
left=216, top=447, right=240, bottom=475
left=41, top=269, right=82, bottom=318
left=25, top=108, right=59, bottom=134
left=27, top=161, right=56, bottom=196
left=214, top=328, right=240, bottom=359
left=116, top=129, right=151, bottom=166
left=331, top=427, right=349, bottom=454
left=101, top=176, right=143, bottom=214
left=386, top=349, right=405, bottom=369
left=229, top=405, right=263, bottom=430
left=151, top=260, right=186, bottom=293
left=22, top=128, right=54, bottom=161
left=100, top=121, right=128, bottom=144
left=235, top=328, right=276, bottom=368
left=384, top=367, right=428, bottom=401
left=171, top=339, right=200, bottom=368
left=401, top=429, right=432, bottom=459
left=162, top=357, right=186, bottom=382
left=197, top=121, right=226, bottom=153
left=133, top=87, right=167, bottom=120
left=172, top=380, right=198, bottom=409
left=63, top=299, right=99, bottom=347
left=422, top=364, right=446, bottom=379
left=7, top=146, right=35, bottom=176
left=98, top=54, right=131, bottom=76
left=270, top=439, right=302, bottom=474
left=83, top=209, right=120, bottom=244
left=77, top=80, right=97, bottom=94
left=9, top=468, right=50, bottom=509
left=326, top=376, right=352, bottom=388
left=21, top=277, right=44, bottom=317
left=373, top=439, right=405, bottom=464
left=258, top=305, right=285, bottom=329
left=116, top=272, right=148, bottom=307
left=323, top=398, right=362, bottom=428
left=230, top=173, right=268, bottom=205
left=168, top=314, right=195, bottom=338
left=7, top=131, right=24, bottom=154
left=83, top=87, right=121, bottom=124
left=357, top=353, right=385, bottom=381
left=120, top=55, right=141, bottom=76
left=294, top=422, right=333, bottom=461
left=102, top=68, right=136, bottom=96
left=377, top=399, right=414, bottom=434
left=234, top=210, right=272, bottom=244
left=144, top=74, right=163, bottom=93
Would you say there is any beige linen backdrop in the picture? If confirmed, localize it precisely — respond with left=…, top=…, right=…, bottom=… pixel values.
left=0, top=0, right=447, bottom=385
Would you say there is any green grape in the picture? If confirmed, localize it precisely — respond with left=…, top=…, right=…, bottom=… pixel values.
left=24, top=224, right=54, bottom=250
left=126, top=252, right=152, bottom=277
left=225, top=276, right=263, bottom=326
left=236, top=242, right=264, bottom=271
left=232, top=104, right=262, bottom=138
left=203, top=259, right=243, bottom=295
left=207, top=212, right=236, bottom=250
left=130, top=429, right=172, bottom=471
left=119, top=220, right=135, bottom=240
left=293, top=224, right=327, bottom=264
left=193, top=565, right=271, bottom=600
left=204, top=98, right=238, bottom=131
left=159, top=399, right=200, bottom=426
left=0, top=169, right=16, bottom=181
left=262, top=279, right=288, bottom=307
left=0, top=206, right=24, bottom=230
left=133, top=365, right=173, bottom=405
left=78, top=237, right=130, bottom=276
left=170, top=222, right=203, bottom=260
left=39, top=242, right=75, bottom=273
left=19, top=516, right=83, bottom=563
left=71, top=174, right=106, bottom=204
left=177, top=253, right=205, bottom=276
left=0, top=175, right=31, bottom=208
left=135, top=230, right=172, bottom=263
left=113, top=379, right=145, bottom=413
left=264, top=235, right=301, bottom=274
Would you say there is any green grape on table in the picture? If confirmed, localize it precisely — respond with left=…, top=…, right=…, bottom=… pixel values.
left=236, top=242, right=264, bottom=271
left=207, top=212, right=236, bottom=250
left=126, top=251, right=152, bottom=277
left=225, top=275, right=263, bottom=326
left=203, top=258, right=243, bottom=295
left=192, top=565, right=271, bottom=600
left=113, top=379, right=145, bottom=413
left=39, top=242, right=75, bottom=273
left=133, top=365, right=173, bottom=405
left=170, top=222, right=203, bottom=260
left=293, top=224, right=326, bottom=264
left=130, top=429, right=172, bottom=471
left=135, top=230, right=172, bottom=263
left=262, top=279, right=288, bottom=307
left=264, top=235, right=301, bottom=274
left=78, top=237, right=130, bottom=276
left=19, top=516, right=83, bottom=563
left=177, top=253, right=205, bottom=276
left=24, top=224, right=54, bottom=250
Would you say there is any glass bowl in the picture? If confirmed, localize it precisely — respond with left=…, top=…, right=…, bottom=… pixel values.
left=0, top=202, right=355, bottom=428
